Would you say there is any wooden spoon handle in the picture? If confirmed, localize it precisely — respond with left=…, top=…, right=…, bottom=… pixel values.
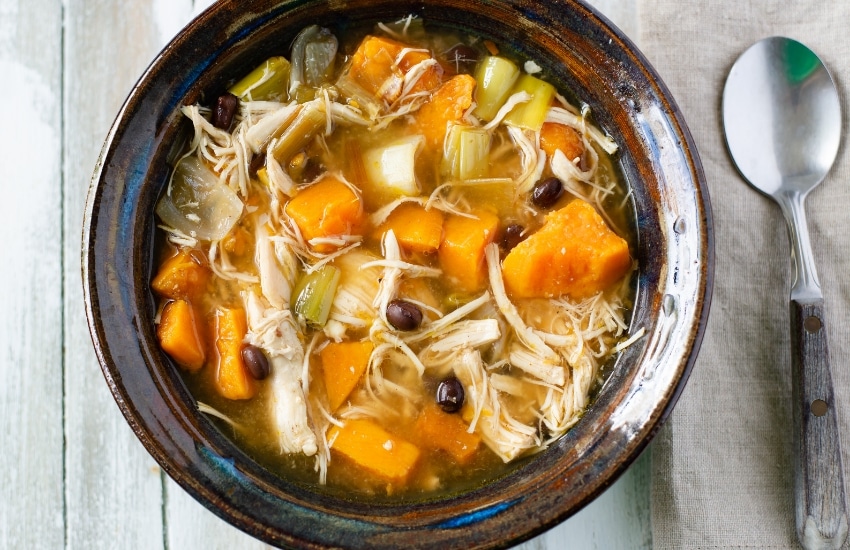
left=790, top=298, right=849, bottom=549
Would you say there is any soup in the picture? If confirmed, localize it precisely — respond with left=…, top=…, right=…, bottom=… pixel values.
left=151, top=16, right=638, bottom=499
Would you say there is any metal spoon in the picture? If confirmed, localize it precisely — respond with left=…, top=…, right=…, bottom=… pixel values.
left=722, top=36, right=848, bottom=549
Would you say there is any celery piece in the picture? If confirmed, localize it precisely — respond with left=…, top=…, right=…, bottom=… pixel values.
left=271, top=102, right=326, bottom=164
left=363, top=135, right=424, bottom=196
left=291, top=265, right=341, bottom=327
left=335, top=73, right=383, bottom=120
left=228, top=57, right=291, bottom=102
left=473, top=56, right=520, bottom=121
left=503, top=74, right=555, bottom=132
left=443, top=125, right=491, bottom=180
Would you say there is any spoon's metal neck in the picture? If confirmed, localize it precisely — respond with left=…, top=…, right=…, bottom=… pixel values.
left=778, top=189, right=822, bottom=302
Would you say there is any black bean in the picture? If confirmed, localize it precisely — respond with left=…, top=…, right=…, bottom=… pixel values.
left=212, top=92, right=239, bottom=130
left=248, top=151, right=266, bottom=176
left=445, top=44, right=480, bottom=70
left=300, top=158, right=324, bottom=183
left=436, top=377, right=465, bottom=413
left=502, top=223, right=526, bottom=251
left=241, top=344, right=270, bottom=380
left=531, top=176, right=564, bottom=208
left=386, top=299, right=423, bottom=331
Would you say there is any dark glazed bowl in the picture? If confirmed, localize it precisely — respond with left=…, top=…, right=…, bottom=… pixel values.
left=82, top=0, right=713, bottom=548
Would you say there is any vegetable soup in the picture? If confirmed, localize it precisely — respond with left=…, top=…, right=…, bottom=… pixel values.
left=151, top=16, right=639, bottom=500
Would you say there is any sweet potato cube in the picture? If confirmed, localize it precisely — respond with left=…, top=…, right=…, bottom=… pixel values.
left=397, top=48, right=442, bottom=92
left=328, top=418, right=421, bottom=482
left=284, top=177, right=364, bottom=253
left=539, top=122, right=584, bottom=164
left=348, top=38, right=403, bottom=103
left=321, top=340, right=373, bottom=412
left=414, top=403, right=480, bottom=464
left=151, top=249, right=209, bottom=300
left=214, top=307, right=256, bottom=400
left=157, top=299, right=206, bottom=372
left=374, top=203, right=444, bottom=254
left=346, top=36, right=441, bottom=103
left=438, top=209, right=500, bottom=292
left=502, top=199, right=631, bottom=299
left=415, top=74, right=477, bottom=150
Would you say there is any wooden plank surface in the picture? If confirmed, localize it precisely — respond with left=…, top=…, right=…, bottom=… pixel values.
left=1, top=0, right=648, bottom=548
left=0, top=0, right=65, bottom=548
left=63, top=1, right=174, bottom=548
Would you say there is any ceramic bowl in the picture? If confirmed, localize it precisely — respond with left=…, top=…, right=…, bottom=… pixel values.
left=82, top=0, right=713, bottom=547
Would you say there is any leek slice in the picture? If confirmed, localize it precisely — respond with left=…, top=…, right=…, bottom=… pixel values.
left=270, top=101, right=326, bottom=164
left=228, top=57, right=291, bottom=102
left=291, top=265, right=341, bottom=327
left=443, top=125, right=491, bottom=180
left=156, top=157, right=243, bottom=241
left=363, top=135, right=424, bottom=196
left=503, top=74, right=555, bottom=131
left=335, top=74, right=383, bottom=121
left=473, top=56, right=520, bottom=121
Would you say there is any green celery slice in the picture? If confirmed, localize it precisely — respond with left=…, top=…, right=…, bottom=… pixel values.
left=503, top=74, right=555, bottom=131
left=442, top=125, right=491, bottom=180
left=473, top=56, right=520, bottom=121
left=228, top=57, right=291, bottom=102
left=291, top=265, right=341, bottom=327
left=271, top=102, right=326, bottom=164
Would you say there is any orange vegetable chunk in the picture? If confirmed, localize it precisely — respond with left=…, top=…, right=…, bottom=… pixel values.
left=539, top=122, right=584, bottom=163
left=214, top=307, right=256, bottom=400
left=329, top=418, right=421, bottom=482
left=284, top=176, right=364, bottom=253
left=157, top=299, right=206, bottom=372
left=151, top=249, right=209, bottom=300
left=502, top=199, right=631, bottom=299
left=321, top=340, right=373, bottom=412
left=438, top=209, right=500, bottom=292
left=414, top=402, right=480, bottom=464
left=415, top=74, right=477, bottom=150
left=374, top=203, right=444, bottom=254
left=346, top=36, right=441, bottom=103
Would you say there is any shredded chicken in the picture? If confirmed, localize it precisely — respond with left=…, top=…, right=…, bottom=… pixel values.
left=154, top=22, right=643, bottom=487
left=243, top=291, right=318, bottom=456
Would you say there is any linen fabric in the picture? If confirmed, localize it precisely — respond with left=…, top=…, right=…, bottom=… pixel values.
left=638, top=2, right=850, bottom=548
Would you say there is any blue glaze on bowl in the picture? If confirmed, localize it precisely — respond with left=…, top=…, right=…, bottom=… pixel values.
left=435, top=499, right=524, bottom=529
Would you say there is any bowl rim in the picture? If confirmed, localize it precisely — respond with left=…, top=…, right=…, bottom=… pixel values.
left=82, top=0, right=713, bottom=547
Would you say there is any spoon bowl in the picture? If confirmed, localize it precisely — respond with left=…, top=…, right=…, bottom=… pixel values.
left=724, top=37, right=840, bottom=199
left=723, top=36, right=848, bottom=549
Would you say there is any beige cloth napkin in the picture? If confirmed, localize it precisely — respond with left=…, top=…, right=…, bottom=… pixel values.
left=639, top=2, right=850, bottom=548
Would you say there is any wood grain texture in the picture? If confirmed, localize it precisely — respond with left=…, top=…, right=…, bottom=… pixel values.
left=0, top=0, right=64, bottom=547
left=165, top=477, right=272, bottom=549
left=790, top=299, right=849, bottom=549
left=63, top=1, right=171, bottom=548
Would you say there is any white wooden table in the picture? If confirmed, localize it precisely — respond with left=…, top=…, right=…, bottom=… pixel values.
left=0, top=1, right=647, bottom=547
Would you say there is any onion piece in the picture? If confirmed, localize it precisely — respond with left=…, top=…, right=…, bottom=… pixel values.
left=155, top=156, right=243, bottom=241
left=290, top=25, right=338, bottom=97
left=363, top=135, right=424, bottom=196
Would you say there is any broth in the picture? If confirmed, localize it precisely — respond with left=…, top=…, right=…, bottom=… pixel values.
left=151, top=16, right=638, bottom=499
